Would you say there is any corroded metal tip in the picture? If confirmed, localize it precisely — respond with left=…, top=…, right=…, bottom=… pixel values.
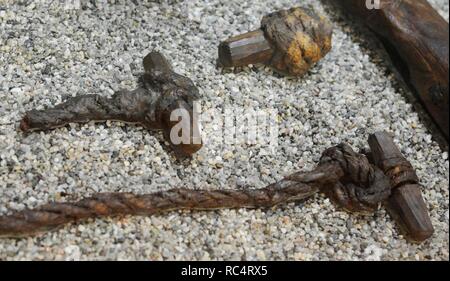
left=368, top=131, right=434, bottom=242
left=218, top=29, right=274, bottom=67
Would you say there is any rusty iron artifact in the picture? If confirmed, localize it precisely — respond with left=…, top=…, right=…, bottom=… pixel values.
left=0, top=132, right=432, bottom=242
left=20, top=52, right=203, bottom=157
left=336, top=0, right=449, bottom=143
left=218, top=6, right=333, bottom=76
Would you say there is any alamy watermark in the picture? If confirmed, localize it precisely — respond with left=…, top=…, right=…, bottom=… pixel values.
left=63, top=0, right=81, bottom=10
left=366, top=0, right=381, bottom=10
left=366, top=0, right=403, bottom=10
left=169, top=101, right=279, bottom=151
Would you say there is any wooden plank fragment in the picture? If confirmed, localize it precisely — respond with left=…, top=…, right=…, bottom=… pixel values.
left=339, top=0, right=449, bottom=142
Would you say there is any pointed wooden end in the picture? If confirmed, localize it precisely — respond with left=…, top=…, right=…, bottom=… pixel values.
left=368, top=131, right=434, bottom=242
left=143, top=51, right=173, bottom=74
left=385, top=185, right=434, bottom=242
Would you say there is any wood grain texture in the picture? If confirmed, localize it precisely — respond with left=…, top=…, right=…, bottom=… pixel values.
left=218, top=29, right=274, bottom=67
left=368, top=131, right=434, bottom=242
left=338, top=0, right=449, bottom=142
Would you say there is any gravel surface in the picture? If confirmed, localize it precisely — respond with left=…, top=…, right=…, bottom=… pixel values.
left=0, top=0, right=448, bottom=261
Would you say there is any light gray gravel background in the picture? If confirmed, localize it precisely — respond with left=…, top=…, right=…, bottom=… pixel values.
left=0, top=0, right=448, bottom=261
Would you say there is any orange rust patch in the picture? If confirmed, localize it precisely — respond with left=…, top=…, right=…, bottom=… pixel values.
left=322, top=37, right=332, bottom=53
left=286, top=32, right=321, bottom=75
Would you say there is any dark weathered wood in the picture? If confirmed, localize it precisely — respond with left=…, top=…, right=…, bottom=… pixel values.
left=218, top=7, right=333, bottom=76
left=368, top=131, right=434, bottom=242
left=20, top=52, right=203, bottom=158
left=338, top=0, right=449, bottom=142
left=218, top=29, right=274, bottom=67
